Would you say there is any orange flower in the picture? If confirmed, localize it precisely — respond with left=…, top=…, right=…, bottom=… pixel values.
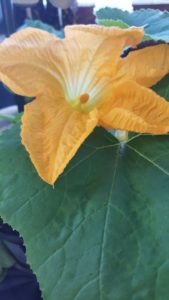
left=0, top=26, right=169, bottom=184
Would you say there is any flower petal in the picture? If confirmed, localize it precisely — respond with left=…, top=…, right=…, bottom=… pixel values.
left=65, top=25, right=144, bottom=48
left=99, top=80, right=169, bottom=134
left=64, top=25, right=144, bottom=101
left=118, top=44, right=169, bottom=87
left=0, top=26, right=144, bottom=108
left=0, top=28, right=63, bottom=98
left=22, top=97, right=98, bottom=185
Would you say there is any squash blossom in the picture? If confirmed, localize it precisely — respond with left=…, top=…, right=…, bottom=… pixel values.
left=0, top=25, right=169, bottom=185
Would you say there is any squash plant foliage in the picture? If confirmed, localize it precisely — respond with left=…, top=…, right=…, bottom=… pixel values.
left=1, top=8, right=169, bottom=300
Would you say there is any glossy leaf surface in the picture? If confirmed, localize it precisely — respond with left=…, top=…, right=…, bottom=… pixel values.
left=1, top=123, right=169, bottom=299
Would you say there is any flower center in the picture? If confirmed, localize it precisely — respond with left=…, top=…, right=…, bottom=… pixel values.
left=80, top=93, right=89, bottom=104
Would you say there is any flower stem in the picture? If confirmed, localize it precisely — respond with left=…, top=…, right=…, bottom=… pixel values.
left=114, top=130, right=129, bottom=143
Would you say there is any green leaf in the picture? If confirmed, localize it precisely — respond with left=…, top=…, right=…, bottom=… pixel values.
left=14, top=113, right=23, bottom=124
left=98, top=19, right=129, bottom=28
left=0, top=112, right=22, bottom=124
left=152, top=74, right=169, bottom=101
left=96, top=8, right=169, bottom=43
left=0, top=241, right=16, bottom=282
left=19, top=19, right=64, bottom=38
left=0, top=114, right=16, bottom=123
left=1, top=125, right=169, bottom=299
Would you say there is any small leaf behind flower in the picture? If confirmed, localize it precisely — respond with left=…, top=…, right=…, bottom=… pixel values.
left=96, top=8, right=169, bottom=43
left=99, top=19, right=129, bottom=28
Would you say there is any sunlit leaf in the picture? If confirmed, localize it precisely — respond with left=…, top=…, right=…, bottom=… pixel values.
left=96, top=8, right=169, bottom=43
left=98, top=19, right=128, bottom=28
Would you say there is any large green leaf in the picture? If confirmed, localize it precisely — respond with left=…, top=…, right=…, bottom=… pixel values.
left=153, top=74, right=169, bottom=101
left=1, top=124, right=169, bottom=299
left=96, top=8, right=169, bottom=43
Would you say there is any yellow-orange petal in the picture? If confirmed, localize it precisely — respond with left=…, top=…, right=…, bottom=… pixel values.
left=65, top=25, right=144, bottom=48
left=99, top=80, right=169, bottom=134
left=63, top=25, right=144, bottom=101
left=0, top=28, right=62, bottom=98
left=21, top=97, right=98, bottom=185
left=118, top=44, right=169, bottom=88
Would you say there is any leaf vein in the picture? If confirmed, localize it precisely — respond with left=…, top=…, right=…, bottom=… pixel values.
left=127, top=144, right=169, bottom=177
left=98, top=146, right=119, bottom=300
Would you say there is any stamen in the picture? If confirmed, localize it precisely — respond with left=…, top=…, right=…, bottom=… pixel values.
left=80, top=93, right=89, bottom=104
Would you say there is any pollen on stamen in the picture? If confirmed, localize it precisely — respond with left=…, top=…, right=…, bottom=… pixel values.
left=80, top=93, right=89, bottom=104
